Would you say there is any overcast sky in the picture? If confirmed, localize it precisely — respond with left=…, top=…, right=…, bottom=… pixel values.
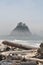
left=0, top=0, right=43, bottom=35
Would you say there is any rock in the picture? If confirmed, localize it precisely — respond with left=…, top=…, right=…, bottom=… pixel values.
left=21, top=57, right=27, bottom=62
left=5, top=46, right=11, bottom=51
left=10, top=22, right=32, bottom=36
left=36, top=43, right=43, bottom=59
left=0, top=54, right=6, bottom=61
left=38, top=43, right=43, bottom=54
left=0, top=54, right=3, bottom=61
left=40, top=43, right=43, bottom=54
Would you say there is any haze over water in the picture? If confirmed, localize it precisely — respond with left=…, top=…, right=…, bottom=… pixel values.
left=0, top=0, right=43, bottom=36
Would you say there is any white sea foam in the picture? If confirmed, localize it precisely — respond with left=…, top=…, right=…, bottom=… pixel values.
left=13, top=39, right=42, bottom=48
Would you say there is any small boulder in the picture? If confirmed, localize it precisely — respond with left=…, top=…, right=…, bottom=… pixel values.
left=36, top=43, right=43, bottom=59
left=0, top=54, right=6, bottom=61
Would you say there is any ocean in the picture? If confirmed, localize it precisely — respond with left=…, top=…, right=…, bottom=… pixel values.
left=0, top=35, right=43, bottom=48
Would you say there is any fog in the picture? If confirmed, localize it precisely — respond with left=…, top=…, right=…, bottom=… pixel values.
left=0, top=0, right=43, bottom=36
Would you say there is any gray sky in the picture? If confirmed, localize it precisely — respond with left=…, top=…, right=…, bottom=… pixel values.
left=0, top=0, right=43, bottom=35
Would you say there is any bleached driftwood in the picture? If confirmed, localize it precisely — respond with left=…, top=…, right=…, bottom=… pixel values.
left=26, top=58, right=43, bottom=63
left=1, top=50, right=36, bottom=56
left=2, top=40, right=37, bottom=50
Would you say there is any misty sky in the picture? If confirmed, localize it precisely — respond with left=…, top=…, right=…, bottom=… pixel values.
left=0, top=0, right=43, bottom=35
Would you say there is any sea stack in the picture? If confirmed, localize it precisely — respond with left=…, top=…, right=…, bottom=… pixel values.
left=10, top=22, right=32, bottom=36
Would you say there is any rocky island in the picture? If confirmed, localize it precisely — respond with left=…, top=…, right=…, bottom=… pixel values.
left=10, top=22, right=32, bottom=36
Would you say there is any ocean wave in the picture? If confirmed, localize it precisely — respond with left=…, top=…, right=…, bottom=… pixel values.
left=12, top=39, right=42, bottom=48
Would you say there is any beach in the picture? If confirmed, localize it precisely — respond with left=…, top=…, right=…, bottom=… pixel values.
left=0, top=40, right=42, bottom=65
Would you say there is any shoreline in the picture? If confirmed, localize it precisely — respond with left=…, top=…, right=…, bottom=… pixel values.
left=0, top=40, right=43, bottom=65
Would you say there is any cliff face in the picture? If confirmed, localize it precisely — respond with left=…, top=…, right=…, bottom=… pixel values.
left=10, top=22, right=32, bottom=36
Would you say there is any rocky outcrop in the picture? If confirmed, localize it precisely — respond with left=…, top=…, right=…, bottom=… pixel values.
left=10, top=22, right=32, bottom=36
left=14, top=22, right=29, bottom=31
left=36, top=43, right=43, bottom=59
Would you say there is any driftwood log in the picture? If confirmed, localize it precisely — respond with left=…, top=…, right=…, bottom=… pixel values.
left=26, top=58, right=43, bottom=64
left=2, top=41, right=37, bottom=50
left=1, top=50, right=36, bottom=56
